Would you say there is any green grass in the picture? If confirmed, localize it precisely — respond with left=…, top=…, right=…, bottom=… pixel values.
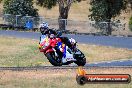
left=0, top=36, right=132, bottom=67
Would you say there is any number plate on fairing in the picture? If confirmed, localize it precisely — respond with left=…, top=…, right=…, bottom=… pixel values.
left=75, top=51, right=81, bottom=54
left=66, top=58, right=76, bottom=61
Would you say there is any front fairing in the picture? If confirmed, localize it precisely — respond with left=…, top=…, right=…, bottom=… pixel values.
left=40, top=35, right=46, bottom=44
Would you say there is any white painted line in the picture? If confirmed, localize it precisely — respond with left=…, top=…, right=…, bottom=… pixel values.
left=119, top=60, right=123, bottom=62
left=107, top=62, right=111, bottom=63
left=90, top=58, right=132, bottom=65
left=88, top=66, right=132, bottom=68
left=94, top=63, right=98, bottom=64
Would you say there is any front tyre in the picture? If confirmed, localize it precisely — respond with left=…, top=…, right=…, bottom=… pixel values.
left=45, top=52, right=62, bottom=66
left=74, top=49, right=86, bottom=66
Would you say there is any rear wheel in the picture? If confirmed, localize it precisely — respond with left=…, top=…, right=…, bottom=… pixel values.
left=45, top=52, right=62, bottom=66
left=74, top=49, right=86, bottom=66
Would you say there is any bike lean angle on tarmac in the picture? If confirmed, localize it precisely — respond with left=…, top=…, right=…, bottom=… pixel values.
left=38, top=28, right=86, bottom=66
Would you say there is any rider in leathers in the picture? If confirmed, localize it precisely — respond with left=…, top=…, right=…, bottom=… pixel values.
left=39, top=22, right=76, bottom=58
left=39, top=22, right=73, bottom=49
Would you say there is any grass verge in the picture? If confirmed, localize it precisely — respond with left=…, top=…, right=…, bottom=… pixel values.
left=0, top=36, right=132, bottom=66
left=0, top=68, right=132, bottom=88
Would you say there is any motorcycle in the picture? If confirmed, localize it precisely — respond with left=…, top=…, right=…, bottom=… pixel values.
left=39, top=33, right=86, bottom=66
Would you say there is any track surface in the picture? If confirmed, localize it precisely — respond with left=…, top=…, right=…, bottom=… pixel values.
left=87, top=59, right=132, bottom=66
left=0, top=30, right=132, bottom=49
left=0, top=30, right=132, bottom=66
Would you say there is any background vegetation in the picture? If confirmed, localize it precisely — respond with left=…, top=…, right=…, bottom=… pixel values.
left=0, top=0, right=131, bottom=33
left=129, top=16, right=132, bottom=31
left=3, top=0, right=38, bottom=16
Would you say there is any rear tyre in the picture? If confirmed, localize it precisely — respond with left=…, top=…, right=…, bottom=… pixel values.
left=45, top=52, right=62, bottom=66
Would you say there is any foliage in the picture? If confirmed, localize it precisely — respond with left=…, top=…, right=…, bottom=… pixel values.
left=36, top=0, right=81, bottom=30
left=36, top=0, right=57, bottom=9
left=2, top=0, right=39, bottom=27
left=89, top=0, right=127, bottom=35
left=3, top=0, right=38, bottom=16
left=89, top=0, right=127, bottom=22
left=129, top=16, right=132, bottom=31
left=36, top=0, right=81, bottom=9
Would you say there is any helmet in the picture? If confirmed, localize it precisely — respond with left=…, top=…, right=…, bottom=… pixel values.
left=42, top=22, right=49, bottom=28
left=69, top=38, right=76, bottom=44
left=40, top=22, right=49, bottom=33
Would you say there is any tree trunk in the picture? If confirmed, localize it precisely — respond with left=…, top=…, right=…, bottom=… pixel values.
left=107, top=19, right=112, bottom=35
left=58, top=0, right=71, bottom=30
left=106, top=0, right=112, bottom=35
left=58, top=17, right=67, bottom=30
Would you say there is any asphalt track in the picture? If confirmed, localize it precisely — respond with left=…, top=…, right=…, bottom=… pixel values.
left=0, top=30, right=132, bottom=66
left=87, top=59, right=132, bottom=66
left=0, top=30, right=132, bottom=49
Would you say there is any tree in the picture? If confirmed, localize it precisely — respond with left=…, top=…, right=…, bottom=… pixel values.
left=89, top=0, right=127, bottom=35
left=58, top=0, right=72, bottom=30
left=36, top=0, right=57, bottom=9
left=36, top=0, right=80, bottom=30
left=128, top=0, right=132, bottom=9
left=129, top=16, right=132, bottom=31
left=3, top=0, right=38, bottom=16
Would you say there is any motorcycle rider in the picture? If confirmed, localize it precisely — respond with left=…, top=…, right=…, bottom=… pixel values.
left=39, top=22, right=57, bottom=44
left=39, top=22, right=48, bottom=44
left=39, top=22, right=75, bottom=53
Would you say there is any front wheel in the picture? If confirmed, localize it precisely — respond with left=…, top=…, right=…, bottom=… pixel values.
left=45, top=52, right=62, bottom=66
left=74, top=49, right=86, bottom=66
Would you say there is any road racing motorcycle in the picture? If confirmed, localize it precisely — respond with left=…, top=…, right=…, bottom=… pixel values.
left=39, top=35, right=86, bottom=66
